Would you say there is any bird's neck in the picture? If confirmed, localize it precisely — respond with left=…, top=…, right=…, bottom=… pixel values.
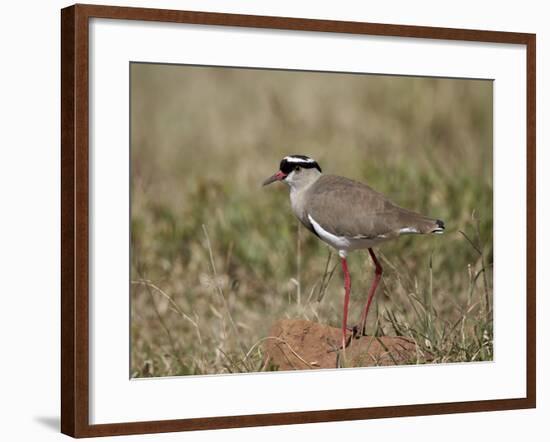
left=289, top=173, right=322, bottom=213
left=288, top=171, right=322, bottom=194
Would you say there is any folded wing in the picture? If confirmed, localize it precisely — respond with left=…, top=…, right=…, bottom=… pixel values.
left=304, top=175, right=443, bottom=239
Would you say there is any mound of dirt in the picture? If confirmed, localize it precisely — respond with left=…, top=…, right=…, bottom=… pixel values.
left=263, top=319, right=420, bottom=370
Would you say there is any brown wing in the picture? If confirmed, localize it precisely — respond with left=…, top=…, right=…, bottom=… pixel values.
left=304, top=175, right=440, bottom=238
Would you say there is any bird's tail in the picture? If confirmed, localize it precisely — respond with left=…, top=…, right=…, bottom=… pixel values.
left=398, top=209, right=445, bottom=235
left=430, top=219, right=445, bottom=234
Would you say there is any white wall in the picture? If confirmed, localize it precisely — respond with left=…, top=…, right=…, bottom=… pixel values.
left=0, top=1, right=546, bottom=441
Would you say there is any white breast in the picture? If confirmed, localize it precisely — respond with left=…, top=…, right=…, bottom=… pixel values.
left=307, top=214, right=352, bottom=251
left=306, top=214, right=389, bottom=256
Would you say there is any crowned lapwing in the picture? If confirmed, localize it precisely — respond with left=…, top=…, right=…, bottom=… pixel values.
left=263, top=155, right=445, bottom=349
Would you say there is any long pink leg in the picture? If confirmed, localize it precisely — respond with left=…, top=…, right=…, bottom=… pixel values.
left=359, top=248, right=383, bottom=336
left=341, top=255, right=351, bottom=349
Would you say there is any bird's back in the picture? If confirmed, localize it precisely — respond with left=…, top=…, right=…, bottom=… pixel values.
left=303, top=174, right=442, bottom=239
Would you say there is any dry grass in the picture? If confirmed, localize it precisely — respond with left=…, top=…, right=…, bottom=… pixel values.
left=130, top=63, right=493, bottom=377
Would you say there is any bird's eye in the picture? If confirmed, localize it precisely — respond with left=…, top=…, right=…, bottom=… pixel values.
left=295, top=166, right=301, bottom=172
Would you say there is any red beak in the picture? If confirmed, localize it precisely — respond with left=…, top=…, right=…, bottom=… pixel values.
left=262, top=171, right=287, bottom=186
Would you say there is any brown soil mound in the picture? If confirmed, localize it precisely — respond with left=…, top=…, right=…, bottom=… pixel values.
left=263, top=319, right=420, bottom=370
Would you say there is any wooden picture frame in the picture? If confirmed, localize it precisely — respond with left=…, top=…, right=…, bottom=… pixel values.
left=61, top=3, right=536, bottom=437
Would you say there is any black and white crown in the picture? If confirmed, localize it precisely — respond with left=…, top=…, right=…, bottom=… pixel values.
left=280, top=155, right=322, bottom=175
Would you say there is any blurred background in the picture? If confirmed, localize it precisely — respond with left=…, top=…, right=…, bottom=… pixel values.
left=130, top=63, right=493, bottom=377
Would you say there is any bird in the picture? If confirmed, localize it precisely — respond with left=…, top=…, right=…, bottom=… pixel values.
left=263, top=154, right=445, bottom=349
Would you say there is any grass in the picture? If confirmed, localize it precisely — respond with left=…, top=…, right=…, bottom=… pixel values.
left=130, top=63, right=493, bottom=377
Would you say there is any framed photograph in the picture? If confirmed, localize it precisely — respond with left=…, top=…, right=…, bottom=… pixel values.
left=61, top=4, right=536, bottom=437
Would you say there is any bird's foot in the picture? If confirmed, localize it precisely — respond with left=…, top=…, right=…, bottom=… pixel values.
left=347, top=324, right=367, bottom=339
left=346, top=324, right=362, bottom=339
left=326, top=333, right=353, bottom=353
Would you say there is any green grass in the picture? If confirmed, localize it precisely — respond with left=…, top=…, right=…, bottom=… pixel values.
left=130, top=63, right=493, bottom=377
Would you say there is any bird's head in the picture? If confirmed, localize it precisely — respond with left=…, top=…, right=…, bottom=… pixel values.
left=262, top=155, right=323, bottom=190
